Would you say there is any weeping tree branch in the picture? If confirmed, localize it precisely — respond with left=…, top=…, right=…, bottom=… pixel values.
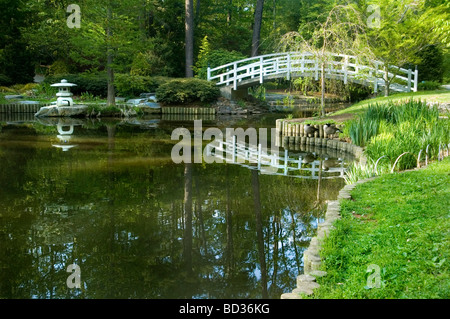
left=278, top=5, right=371, bottom=117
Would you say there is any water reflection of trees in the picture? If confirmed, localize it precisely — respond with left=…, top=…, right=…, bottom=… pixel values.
left=0, top=122, right=344, bottom=299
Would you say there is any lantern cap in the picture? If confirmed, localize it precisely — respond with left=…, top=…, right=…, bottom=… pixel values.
left=51, top=79, right=77, bottom=87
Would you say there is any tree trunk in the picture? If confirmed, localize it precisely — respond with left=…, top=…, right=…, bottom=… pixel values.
left=185, top=0, right=194, bottom=77
left=195, top=0, right=201, bottom=27
left=106, top=56, right=115, bottom=106
left=384, top=67, right=390, bottom=97
left=183, top=163, right=193, bottom=272
left=225, top=166, right=234, bottom=274
left=251, top=0, right=264, bottom=57
left=227, top=0, right=232, bottom=25
left=320, top=62, right=325, bottom=117
left=106, top=5, right=115, bottom=106
left=272, top=0, right=276, bottom=29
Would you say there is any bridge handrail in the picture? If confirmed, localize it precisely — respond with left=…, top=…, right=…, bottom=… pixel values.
left=207, top=51, right=418, bottom=93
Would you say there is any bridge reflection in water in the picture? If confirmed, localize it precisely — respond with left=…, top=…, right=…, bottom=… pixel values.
left=205, top=135, right=353, bottom=180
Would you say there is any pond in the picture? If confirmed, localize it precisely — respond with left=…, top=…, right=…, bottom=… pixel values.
left=0, top=113, right=354, bottom=299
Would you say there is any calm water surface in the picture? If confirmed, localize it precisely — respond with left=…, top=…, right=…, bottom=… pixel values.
left=0, top=114, right=352, bottom=299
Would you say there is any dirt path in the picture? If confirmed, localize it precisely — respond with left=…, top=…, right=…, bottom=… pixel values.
left=285, top=111, right=357, bottom=124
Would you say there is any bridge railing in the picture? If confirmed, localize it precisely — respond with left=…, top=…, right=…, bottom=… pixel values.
left=207, top=52, right=418, bottom=93
left=205, top=136, right=345, bottom=179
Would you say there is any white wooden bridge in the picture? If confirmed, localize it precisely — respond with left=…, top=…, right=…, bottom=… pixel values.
left=207, top=52, right=418, bottom=94
left=205, top=136, right=345, bottom=179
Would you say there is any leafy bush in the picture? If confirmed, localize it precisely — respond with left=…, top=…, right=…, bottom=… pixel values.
left=115, top=74, right=169, bottom=97
left=293, top=77, right=317, bottom=96
left=249, top=85, right=266, bottom=101
left=19, top=83, right=39, bottom=93
left=48, top=60, right=76, bottom=75
left=130, top=52, right=166, bottom=77
left=418, top=81, right=442, bottom=91
left=0, top=74, right=12, bottom=86
left=346, top=83, right=372, bottom=102
left=0, top=86, right=15, bottom=93
left=33, top=82, right=58, bottom=98
left=416, top=45, right=444, bottom=83
left=43, top=73, right=108, bottom=97
left=194, top=36, right=248, bottom=80
left=156, top=78, right=220, bottom=105
left=44, top=73, right=171, bottom=98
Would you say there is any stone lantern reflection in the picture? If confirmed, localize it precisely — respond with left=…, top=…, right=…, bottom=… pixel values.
left=52, top=122, right=78, bottom=151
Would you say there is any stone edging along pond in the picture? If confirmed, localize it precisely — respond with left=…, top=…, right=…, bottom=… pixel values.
left=280, top=137, right=371, bottom=299
left=279, top=129, right=450, bottom=298
left=281, top=176, right=378, bottom=299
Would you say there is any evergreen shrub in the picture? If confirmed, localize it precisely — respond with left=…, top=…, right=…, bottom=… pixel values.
left=156, top=78, right=220, bottom=105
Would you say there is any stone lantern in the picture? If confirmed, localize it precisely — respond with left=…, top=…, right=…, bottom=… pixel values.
left=51, top=79, right=77, bottom=107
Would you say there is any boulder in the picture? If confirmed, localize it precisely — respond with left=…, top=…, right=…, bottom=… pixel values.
left=18, top=100, right=40, bottom=105
left=35, top=105, right=88, bottom=117
left=5, top=95, right=23, bottom=100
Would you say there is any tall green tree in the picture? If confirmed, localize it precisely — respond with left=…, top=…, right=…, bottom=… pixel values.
left=0, top=0, right=36, bottom=84
left=66, top=0, right=143, bottom=104
left=185, top=0, right=195, bottom=77
left=363, top=0, right=439, bottom=95
left=251, top=0, right=265, bottom=57
left=136, top=0, right=185, bottom=77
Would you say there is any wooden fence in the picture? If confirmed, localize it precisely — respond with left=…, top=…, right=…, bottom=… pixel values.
left=161, top=107, right=216, bottom=115
left=0, top=103, right=49, bottom=114
left=276, top=119, right=344, bottom=139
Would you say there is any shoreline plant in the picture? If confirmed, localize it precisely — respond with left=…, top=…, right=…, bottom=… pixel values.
left=345, top=99, right=449, bottom=181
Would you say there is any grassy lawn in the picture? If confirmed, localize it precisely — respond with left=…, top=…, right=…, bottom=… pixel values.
left=284, top=90, right=450, bottom=125
left=0, top=92, right=110, bottom=105
left=332, top=90, right=450, bottom=117
left=311, top=157, right=450, bottom=299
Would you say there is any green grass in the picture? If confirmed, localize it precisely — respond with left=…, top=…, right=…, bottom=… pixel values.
left=0, top=83, right=110, bottom=105
left=332, top=90, right=450, bottom=117
left=311, top=157, right=450, bottom=299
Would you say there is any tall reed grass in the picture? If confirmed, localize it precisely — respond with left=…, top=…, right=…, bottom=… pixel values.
left=344, top=158, right=391, bottom=185
left=345, top=99, right=450, bottom=181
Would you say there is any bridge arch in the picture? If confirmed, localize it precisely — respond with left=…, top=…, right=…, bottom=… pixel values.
left=207, top=52, right=418, bottom=98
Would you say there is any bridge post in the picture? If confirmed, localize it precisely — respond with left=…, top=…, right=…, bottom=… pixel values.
left=284, top=149, right=288, bottom=175
left=314, top=62, right=319, bottom=81
left=407, top=69, right=412, bottom=92
left=231, top=135, right=236, bottom=163
left=233, top=62, right=237, bottom=90
left=287, top=53, right=291, bottom=81
left=257, top=144, right=262, bottom=170
left=300, top=53, right=305, bottom=73
left=374, top=62, right=379, bottom=93
left=343, top=55, right=348, bottom=85
left=413, top=65, right=418, bottom=92
left=259, top=57, right=264, bottom=84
